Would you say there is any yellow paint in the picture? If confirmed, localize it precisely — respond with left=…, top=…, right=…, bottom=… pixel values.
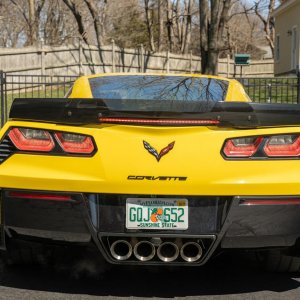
left=0, top=74, right=298, bottom=197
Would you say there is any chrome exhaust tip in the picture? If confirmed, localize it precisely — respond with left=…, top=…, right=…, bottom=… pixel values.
left=110, top=240, right=132, bottom=261
left=133, top=241, right=156, bottom=261
left=157, top=242, right=179, bottom=262
left=180, top=242, right=203, bottom=262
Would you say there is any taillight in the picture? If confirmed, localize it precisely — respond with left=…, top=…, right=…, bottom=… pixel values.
left=223, top=137, right=263, bottom=157
left=8, top=128, right=54, bottom=152
left=7, top=191, right=73, bottom=201
left=264, top=135, right=300, bottom=157
left=55, top=132, right=94, bottom=154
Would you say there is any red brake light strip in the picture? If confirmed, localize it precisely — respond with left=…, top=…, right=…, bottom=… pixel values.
left=240, top=198, right=300, bottom=205
left=8, top=191, right=73, bottom=201
left=99, top=117, right=220, bottom=125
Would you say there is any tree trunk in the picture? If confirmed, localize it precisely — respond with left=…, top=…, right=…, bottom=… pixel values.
left=253, top=0, right=275, bottom=58
left=83, top=0, right=105, bottom=47
left=158, top=0, right=164, bottom=52
left=166, top=0, right=174, bottom=52
left=61, top=0, right=89, bottom=44
left=83, top=0, right=107, bottom=72
left=144, top=0, right=155, bottom=52
left=199, top=0, right=209, bottom=73
left=199, top=0, right=231, bottom=75
left=28, top=0, right=37, bottom=45
left=182, top=0, right=193, bottom=54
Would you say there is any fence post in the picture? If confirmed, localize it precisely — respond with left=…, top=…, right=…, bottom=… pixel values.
left=166, top=51, right=170, bottom=73
left=190, top=51, right=193, bottom=73
left=0, top=71, right=6, bottom=127
left=40, top=39, right=45, bottom=76
left=267, top=83, right=272, bottom=103
left=297, top=66, right=300, bottom=104
left=112, top=39, right=115, bottom=73
left=78, top=39, right=84, bottom=75
left=227, top=54, right=230, bottom=78
left=140, top=44, right=144, bottom=73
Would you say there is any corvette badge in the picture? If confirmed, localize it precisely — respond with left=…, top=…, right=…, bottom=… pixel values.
left=143, top=140, right=175, bottom=162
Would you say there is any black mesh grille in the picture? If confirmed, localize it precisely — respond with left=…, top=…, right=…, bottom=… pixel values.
left=0, top=137, right=15, bottom=164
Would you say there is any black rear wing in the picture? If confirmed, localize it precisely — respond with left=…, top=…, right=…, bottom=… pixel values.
left=9, top=98, right=300, bottom=128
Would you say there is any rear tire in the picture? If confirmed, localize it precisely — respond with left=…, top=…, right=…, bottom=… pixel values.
left=258, top=249, right=300, bottom=272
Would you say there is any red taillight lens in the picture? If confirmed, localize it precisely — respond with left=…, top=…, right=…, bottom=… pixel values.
left=55, top=132, right=94, bottom=154
left=8, top=128, right=54, bottom=152
left=223, top=137, right=263, bottom=157
left=8, top=191, right=72, bottom=201
left=264, top=135, right=300, bottom=157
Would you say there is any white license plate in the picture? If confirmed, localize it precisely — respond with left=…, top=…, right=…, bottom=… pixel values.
left=126, top=198, right=188, bottom=230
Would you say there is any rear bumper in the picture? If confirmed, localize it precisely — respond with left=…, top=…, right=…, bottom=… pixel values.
left=1, top=189, right=300, bottom=266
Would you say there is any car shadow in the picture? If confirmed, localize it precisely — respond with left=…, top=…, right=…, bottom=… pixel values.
left=0, top=251, right=299, bottom=298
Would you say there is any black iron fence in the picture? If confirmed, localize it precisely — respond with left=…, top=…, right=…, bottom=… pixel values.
left=237, top=76, right=300, bottom=104
left=1, top=71, right=300, bottom=127
left=0, top=71, right=77, bottom=127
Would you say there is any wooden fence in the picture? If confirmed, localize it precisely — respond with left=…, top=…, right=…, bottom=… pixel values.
left=0, top=42, right=274, bottom=77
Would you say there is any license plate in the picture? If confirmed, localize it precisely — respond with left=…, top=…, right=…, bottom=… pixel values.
left=126, top=198, right=188, bottom=230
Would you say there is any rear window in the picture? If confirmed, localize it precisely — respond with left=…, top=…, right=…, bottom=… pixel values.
left=89, top=75, right=228, bottom=102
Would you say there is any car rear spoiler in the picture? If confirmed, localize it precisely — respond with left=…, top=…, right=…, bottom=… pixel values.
left=9, top=98, right=300, bottom=128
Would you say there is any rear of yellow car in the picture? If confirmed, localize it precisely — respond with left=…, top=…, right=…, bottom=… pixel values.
left=0, top=73, right=300, bottom=271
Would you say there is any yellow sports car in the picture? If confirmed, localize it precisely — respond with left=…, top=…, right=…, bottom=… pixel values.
left=0, top=73, right=300, bottom=271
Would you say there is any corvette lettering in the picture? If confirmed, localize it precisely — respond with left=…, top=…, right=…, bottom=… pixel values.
left=127, top=176, right=187, bottom=181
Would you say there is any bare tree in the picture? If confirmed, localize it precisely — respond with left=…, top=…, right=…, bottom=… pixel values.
left=9, top=0, right=45, bottom=45
left=157, top=0, right=164, bottom=51
left=199, top=0, right=231, bottom=74
left=253, top=0, right=276, bottom=57
left=181, top=0, right=194, bottom=54
left=61, top=0, right=89, bottom=44
left=165, top=0, right=174, bottom=52
left=83, top=0, right=107, bottom=48
left=144, top=0, right=156, bottom=52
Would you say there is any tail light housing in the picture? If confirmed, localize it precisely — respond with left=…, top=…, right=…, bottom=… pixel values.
left=55, top=132, right=94, bottom=154
left=8, top=128, right=55, bottom=152
left=223, top=134, right=300, bottom=159
left=223, top=137, right=263, bottom=157
left=5, top=127, right=95, bottom=157
left=264, top=135, right=300, bottom=157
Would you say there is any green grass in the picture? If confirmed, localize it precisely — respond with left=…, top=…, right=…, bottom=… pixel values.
left=241, top=78, right=300, bottom=104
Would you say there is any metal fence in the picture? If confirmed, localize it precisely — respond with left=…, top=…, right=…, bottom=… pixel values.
left=0, top=72, right=77, bottom=127
left=237, top=77, right=300, bottom=104
left=1, top=72, right=300, bottom=127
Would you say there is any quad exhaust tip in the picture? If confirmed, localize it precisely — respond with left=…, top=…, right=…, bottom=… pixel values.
left=157, top=242, right=179, bottom=262
left=133, top=241, right=156, bottom=261
left=110, top=240, right=132, bottom=261
left=180, top=242, right=203, bottom=262
left=109, top=238, right=204, bottom=263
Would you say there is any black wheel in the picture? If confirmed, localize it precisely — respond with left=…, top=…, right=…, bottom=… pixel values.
left=257, top=249, right=300, bottom=272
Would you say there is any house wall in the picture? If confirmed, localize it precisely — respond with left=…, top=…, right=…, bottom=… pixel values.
left=274, top=1, right=300, bottom=75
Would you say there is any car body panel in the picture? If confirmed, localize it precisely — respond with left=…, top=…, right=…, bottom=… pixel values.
left=1, top=120, right=300, bottom=195
left=1, top=73, right=300, bottom=266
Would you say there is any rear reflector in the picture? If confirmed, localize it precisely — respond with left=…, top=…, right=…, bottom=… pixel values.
left=54, top=132, right=94, bottom=154
left=7, top=191, right=72, bottom=201
left=8, top=128, right=54, bottom=152
left=264, top=135, right=300, bottom=157
left=223, top=137, right=263, bottom=157
left=240, top=198, right=300, bottom=205
left=99, top=117, right=220, bottom=125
